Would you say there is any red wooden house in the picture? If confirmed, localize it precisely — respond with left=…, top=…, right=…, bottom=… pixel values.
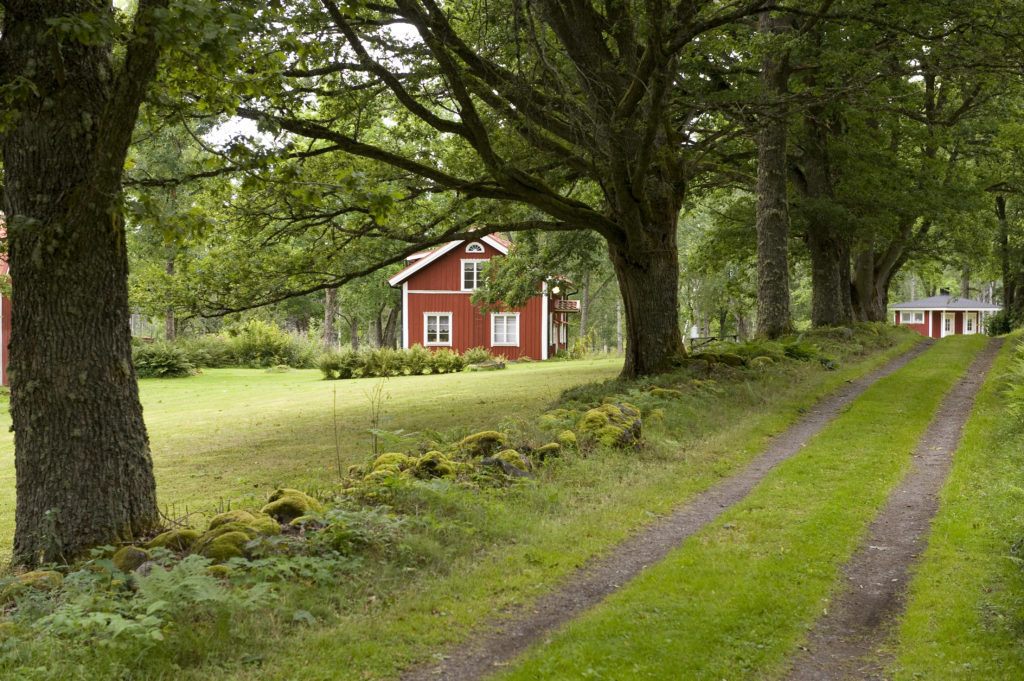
left=387, top=234, right=578, bottom=360
left=890, top=294, right=1001, bottom=338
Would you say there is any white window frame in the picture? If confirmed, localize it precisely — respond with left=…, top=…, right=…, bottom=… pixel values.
left=491, top=312, right=520, bottom=347
left=461, top=259, right=488, bottom=291
left=424, top=312, right=452, bottom=346
left=899, top=311, right=924, bottom=324
left=465, top=242, right=485, bottom=253
left=966, top=315, right=974, bottom=332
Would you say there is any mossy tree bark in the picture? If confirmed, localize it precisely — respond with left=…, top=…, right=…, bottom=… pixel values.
left=1, top=0, right=166, bottom=565
left=754, top=12, right=794, bottom=339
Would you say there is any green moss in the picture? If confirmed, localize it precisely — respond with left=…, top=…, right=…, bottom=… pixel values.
left=558, top=430, right=577, bottom=448
left=456, top=430, right=505, bottom=457
left=534, top=443, right=562, bottom=460
left=205, top=565, right=235, bottom=578
left=248, top=513, right=282, bottom=535
left=346, top=463, right=367, bottom=478
left=576, top=402, right=642, bottom=448
left=208, top=509, right=258, bottom=529
left=113, top=546, right=151, bottom=572
left=1, top=570, right=63, bottom=602
left=261, top=488, right=323, bottom=522
left=372, top=452, right=417, bottom=471
left=649, top=388, right=683, bottom=398
left=147, top=528, right=201, bottom=552
left=717, top=352, right=746, bottom=367
left=197, top=531, right=251, bottom=562
left=415, top=451, right=456, bottom=479
left=749, top=356, right=775, bottom=369
left=363, top=466, right=401, bottom=483
left=495, top=448, right=530, bottom=471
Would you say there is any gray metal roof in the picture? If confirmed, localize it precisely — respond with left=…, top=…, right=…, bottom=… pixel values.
left=889, top=294, right=1002, bottom=311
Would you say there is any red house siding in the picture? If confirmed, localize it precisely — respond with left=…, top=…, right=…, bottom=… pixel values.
left=401, top=240, right=550, bottom=359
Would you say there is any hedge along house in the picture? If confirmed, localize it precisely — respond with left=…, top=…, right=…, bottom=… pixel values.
left=890, top=294, right=1001, bottom=338
left=387, top=234, right=579, bottom=360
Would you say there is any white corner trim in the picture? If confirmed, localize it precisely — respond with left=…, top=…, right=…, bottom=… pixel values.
left=401, top=282, right=409, bottom=349
left=480, top=234, right=510, bottom=254
left=541, top=282, right=549, bottom=360
left=388, top=240, right=463, bottom=287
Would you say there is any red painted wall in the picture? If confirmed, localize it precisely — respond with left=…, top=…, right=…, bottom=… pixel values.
left=404, top=241, right=548, bottom=359
left=895, top=311, right=930, bottom=338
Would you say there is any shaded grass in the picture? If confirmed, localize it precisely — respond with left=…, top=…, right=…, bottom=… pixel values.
left=0, top=359, right=623, bottom=556
left=493, top=335, right=986, bottom=681
left=892, top=335, right=1024, bottom=679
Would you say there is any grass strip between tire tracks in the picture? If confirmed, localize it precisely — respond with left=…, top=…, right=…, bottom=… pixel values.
left=492, top=335, right=988, bottom=681
left=892, top=334, right=1024, bottom=680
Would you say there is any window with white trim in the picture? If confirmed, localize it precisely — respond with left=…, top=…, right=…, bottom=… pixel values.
left=465, top=242, right=485, bottom=253
left=899, top=311, right=924, bottom=324
left=491, top=313, right=519, bottom=346
left=967, top=316, right=974, bottom=332
left=424, top=313, right=451, bottom=346
left=462, top=260, right=487, bottom=291
left=945, top=316, right=952, bottom=332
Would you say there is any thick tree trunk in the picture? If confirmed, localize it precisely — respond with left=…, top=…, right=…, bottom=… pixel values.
left=608, top=228, right=684, bottom=377
left=960, top=266, right=970, bottom=299
left=323, top=287, right=339, bottom=349
left=996, top=195, right=1020, bottom=313
left=342, top=315, right=360, bottom=350
left=2, top=1, right=165, bottom=565
left=755, top=12, right=793, bottom=339
left=798, top=107, right=853, bottom=327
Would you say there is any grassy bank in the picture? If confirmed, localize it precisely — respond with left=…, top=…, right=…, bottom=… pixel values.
left=893, top=335, right=1024, bottom=679
left=0, top=326, right=921, bottom=680
left=0, top=359, right=623, bottom=556
left=494, top=335, right=986, bottom=681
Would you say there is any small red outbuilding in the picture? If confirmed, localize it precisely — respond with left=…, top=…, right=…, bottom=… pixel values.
left=387, top=234, right=577, bottom=360
left=890, top=294, right=1001, bottom=338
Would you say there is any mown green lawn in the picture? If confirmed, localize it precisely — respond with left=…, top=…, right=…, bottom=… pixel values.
left=0, top=359, right=623, bottom=555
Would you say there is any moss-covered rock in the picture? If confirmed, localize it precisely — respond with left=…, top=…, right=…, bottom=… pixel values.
left=456, top=430, right=505, bottom=457
left=205, top=565, right=234, bottom=578
left=147, top=528, right=201, bottom=552
left=749, top=355, right=775, bottom=369
left=557, top=430, right=577, bottom=449
left=372, top=452, right=417, bottom=471
left=479, top=456, right=531, bottom=478
left=414, top=450, right=456, bottom=479
left=261, top=488, right=323, bottom=523
left=248, top=514, right=282, bottom=535
left=576, top=402, right=642, bottom=448
left=208, top=509, right=258, bottom=529
left=346, top=463, right=367, bottom=478
left=1, top=570, right=63, bottom=603
left=691, top=352, right=718, bottom=363
left=196, top=531, right=251, bottom=562
left=717, top=352, right=746, bottom=367
left=649, top=388, right=683, bottom=398
left=113, top=546, right=151, bottom=573
left=494, top=448, right=531, bottom=472
left=363, top=466, right=401, bottom=483
left=534, top=442, right=561, bottom=460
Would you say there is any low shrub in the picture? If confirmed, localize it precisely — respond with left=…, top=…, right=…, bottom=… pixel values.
left=431, top=348, right=466, bottom=374
left=132, top=340, right=195, bottom=378
left=405, top=344, right=433, bottom=375
left=224, top=319, right=319, bottom=368
left=463, top=346, right=493, bottom=364
left=177, top=335, right=234, bottom=368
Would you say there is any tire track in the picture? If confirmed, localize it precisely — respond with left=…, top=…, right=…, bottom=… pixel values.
left=784, top=337, right=1003, bottom=681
